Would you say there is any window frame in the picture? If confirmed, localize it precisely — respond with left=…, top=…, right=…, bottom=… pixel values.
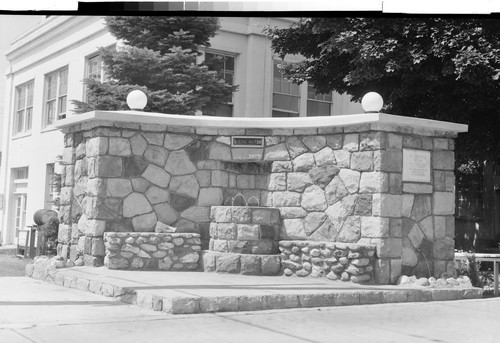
left=12, top=80, right=34, bottom=136
left=43, top=66, right=68, bottom=128
left=272, top=60, right=334, bottom=117
left=202, top=49, right=236, bottom=117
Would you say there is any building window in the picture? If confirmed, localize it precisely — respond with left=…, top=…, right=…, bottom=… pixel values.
left=13, top=80, right=34, bottom=135
left=272, top=61, right=300, bottom=117
left=203, top=51, right=235, bottom=117
left=44, top=66, right=68, bottom=126
left=12, top=167, right=29, bottom=234
left=307, top=84, right=332, bottom=116
left=87, top=54, right=105, bottom=82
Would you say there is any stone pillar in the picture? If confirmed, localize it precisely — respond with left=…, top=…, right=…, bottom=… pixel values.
left=364, top=129, right=457, bottom=283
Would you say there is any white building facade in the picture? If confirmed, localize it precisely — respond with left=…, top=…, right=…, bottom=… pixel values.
left=0, top=16, right=362, bottom=246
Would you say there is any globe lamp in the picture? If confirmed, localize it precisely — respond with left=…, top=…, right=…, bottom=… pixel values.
left=126, top=90, right=147, bottom=111
left=361, top=92, right=383, bottom=113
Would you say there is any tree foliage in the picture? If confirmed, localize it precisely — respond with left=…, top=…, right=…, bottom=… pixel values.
left=267, top=17, right=500, bottom=167
left=73, top=16, right=236, bottom=115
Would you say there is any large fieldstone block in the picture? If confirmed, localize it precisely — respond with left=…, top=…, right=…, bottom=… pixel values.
left=301, top=185, right=327, bottom=211
left=350, top=151, right=373, bottom=171
left=264, top=143, right=290, bottom=161
left=281, top=219, right=306, bottom=239
left=86, top=137, right=108, bottom=157
left=324, top=176, right=349, bottom=206
left=432, top=151, right=454, bottom=170
left=338, top=169, right=360, bottom=194
left=153, top=202, right=178, bottom=225
left=433, top=192, right=455, bottom=215
left=286, top=136, right=308, bottom=159
left=372, top=194, right=402, bottom=217
left=314, top=147, right=336, bottom=167
left=130, top=134, right=147, bottom=155
left=123, top=193, right=153, bottom=218
left=198, top=188, right=224, bottom=206
left=273, top=192, right=301, bottom=207
left=165, top=150, right=196, bottom=175
left=309, top=165, right=340, bottom=189
left=169, top=174, right=199, bottom=199
left=302, top=135, right=326, bottom=152
left=109, top=137, right=131, bottom=156
left=145, top=186, right=170, bottom=205
left=144, top=145, right=169, bottom=166
left=411, top=195, right=432, bottom=221
left=95, top=156, right=122, bottom=177
left=142, top=164, right=171, bottom=188
left=293, top=153, right=315, bottom=172
left=359, top=172, right=389, bottom=193
left=216, top=254, right=240, bottom=273
left=361, top=216, right=390, bottom=238
left=107, top=179, right=133, bottom=197
left=164, top=134, right=193, bottom=150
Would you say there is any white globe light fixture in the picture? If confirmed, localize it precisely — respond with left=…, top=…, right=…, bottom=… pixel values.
left=361, top=92, right=384, bottom=113
left=126, top=90, right=147, bottom=111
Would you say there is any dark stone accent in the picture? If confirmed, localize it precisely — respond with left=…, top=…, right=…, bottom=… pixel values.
left=123, top=156, right=147, bottom=177
left=74, top=133, right=84, bottom=147
left=106, top=218, right=134, bottom=232
left=227, top=240, right=252, bottom=254
left=260, top=224, right=278, bottom=240
left=402, top=218, right=415, bottom=237
left=222, top=161, right=272, bottom=174
left=84, top=237, right=92, bottom=254
left=174, top=246, right=193, bottom=256
left=185, top=140, right=208, bottom=163
left=309, top=165, right=340, bottom=189
left=354, top=194, right=372, bottom=215
left=411, top=260, right=434, bottom=278
left=417, top=238, right=434, bottom=259
left=144, top=259, right=158, bottom=270
left=170, top=193, right=196, bottom=212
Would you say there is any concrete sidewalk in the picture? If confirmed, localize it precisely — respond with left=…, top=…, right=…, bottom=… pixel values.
left=1, top=276, right=497, bottom=343
left=26, top=262, right=483, bottom=314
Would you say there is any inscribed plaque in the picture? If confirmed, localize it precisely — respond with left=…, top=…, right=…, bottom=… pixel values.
left=402, top=149, right=431, bottom=183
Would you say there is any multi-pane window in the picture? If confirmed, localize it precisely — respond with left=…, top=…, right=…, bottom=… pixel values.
left=272, top=61, right=300, bottom=117
left=44, top=67, right=68, bottom=126
left=203, top=51, right=235, bottom=117
left=307, top=84, right=333, bottom=116
left=13, top=81, right=34, bottom=135
left=87, top=55, right=104, bottom=81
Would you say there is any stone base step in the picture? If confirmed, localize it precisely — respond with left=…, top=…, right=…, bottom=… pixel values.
left=201, top=250, right=282, bottom=275
left=25, top=261, right=484, bottom=315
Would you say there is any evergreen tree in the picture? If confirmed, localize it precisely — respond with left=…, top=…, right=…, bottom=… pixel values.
left=73, top=16, right=236, bottom=115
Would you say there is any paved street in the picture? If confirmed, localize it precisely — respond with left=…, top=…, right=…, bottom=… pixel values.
left=0, top=276, right=498, bottom=343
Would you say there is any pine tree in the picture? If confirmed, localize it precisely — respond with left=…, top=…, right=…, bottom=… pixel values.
left=73, top=16, right=236, bottom=115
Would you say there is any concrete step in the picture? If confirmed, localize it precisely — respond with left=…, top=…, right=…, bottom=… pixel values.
left=25, top=261, right=484, bottom=315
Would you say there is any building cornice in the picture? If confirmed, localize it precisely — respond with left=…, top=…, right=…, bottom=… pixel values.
left=6, top=16, right=100, bottom=62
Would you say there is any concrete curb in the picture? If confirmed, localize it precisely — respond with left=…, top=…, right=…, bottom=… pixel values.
left=25, top=263, right=484, bottom=315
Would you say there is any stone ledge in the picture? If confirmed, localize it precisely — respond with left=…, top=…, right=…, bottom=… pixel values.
left=56, top=111, right=468, bottom=134
left=25, top=260, right=483, bottom=315
left=201, top=250, right=282, bottom=275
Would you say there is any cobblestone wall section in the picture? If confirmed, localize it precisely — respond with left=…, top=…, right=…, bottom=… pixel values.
left=104, top=232, right=201, bottom=270
left=279, top=240, right=376, bottom=283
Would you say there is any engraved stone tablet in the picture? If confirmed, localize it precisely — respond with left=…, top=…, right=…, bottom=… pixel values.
left=402, top=149, right=431, bottom=183
left=231, top=136, right=264, bottom=148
